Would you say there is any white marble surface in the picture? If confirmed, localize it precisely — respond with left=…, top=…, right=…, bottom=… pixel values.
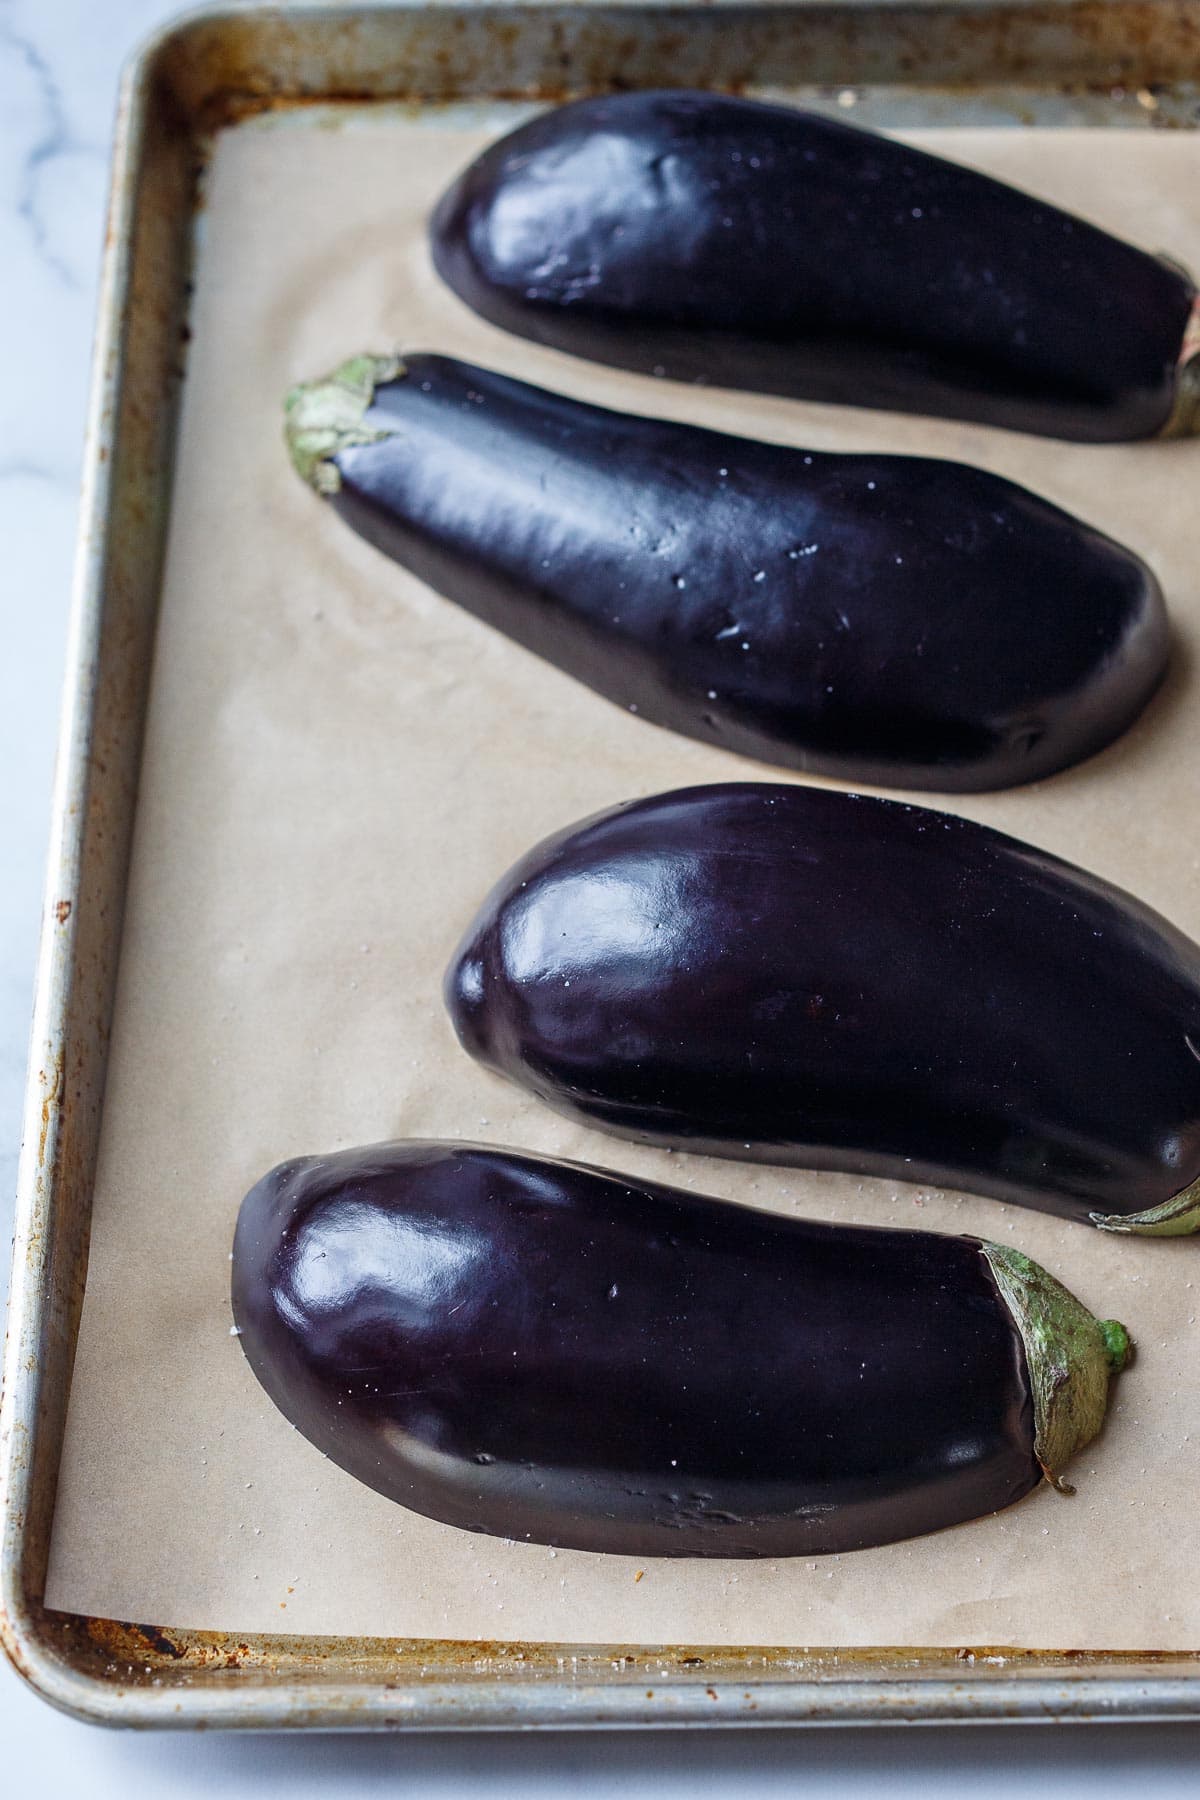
left=2, top=0, right=1199, bottom=1785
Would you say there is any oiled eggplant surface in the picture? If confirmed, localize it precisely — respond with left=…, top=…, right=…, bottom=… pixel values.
left=314, top=354, right=1166, bottom=792
left=232, top=1140, right=1040, bottom=1555
left=446, top=784, right=1200, bottom=1227
left=431, top=90, right=1198, bottom=442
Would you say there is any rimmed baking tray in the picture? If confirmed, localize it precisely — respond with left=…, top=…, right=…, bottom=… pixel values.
left=3, top=0, right=1200, bottom=1730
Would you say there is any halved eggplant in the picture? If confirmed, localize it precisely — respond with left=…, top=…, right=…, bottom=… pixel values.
left=431, top=90, right=1200, bottom=442
left=285, top=352, right=1167, bottom=792
left=231, top=1139, right=1129, bottom=1556
left=446, top=783, right=1200, bottom=1234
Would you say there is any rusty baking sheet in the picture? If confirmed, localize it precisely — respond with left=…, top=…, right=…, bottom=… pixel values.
left=3, top=0, right=1200, bottom=1730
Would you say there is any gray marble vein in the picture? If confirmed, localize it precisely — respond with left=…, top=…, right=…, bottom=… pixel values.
left=1, top=14, right=81, bottom=286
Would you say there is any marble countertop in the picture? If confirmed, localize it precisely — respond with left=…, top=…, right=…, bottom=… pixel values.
left=1, top=0, right=1198, bottom=1786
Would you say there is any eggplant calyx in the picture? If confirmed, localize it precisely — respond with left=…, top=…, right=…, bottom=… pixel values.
left=980, top=1241, right=1129, bottom=1495
left=1089, top=1172, right=1200, bottom=1236
left=284, top=352, right=404, bottom=495
left=1161, top=291, right=1200, bottom=439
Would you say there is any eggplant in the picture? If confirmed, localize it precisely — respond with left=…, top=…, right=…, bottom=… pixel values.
left=231, top=1139, right=1129, bottom=1557
left=284, top=351, right=1167, bottom=793
left=430, top=90, right=1200, bottom=443
left=446, top=783, right=1200, bottom=1235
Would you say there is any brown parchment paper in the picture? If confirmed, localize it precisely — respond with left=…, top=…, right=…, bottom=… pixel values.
left=43, top=113, right=1200, bottom=1647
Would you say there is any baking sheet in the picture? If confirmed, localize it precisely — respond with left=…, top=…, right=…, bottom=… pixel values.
left=43, top=113, right=1200, bottom=1647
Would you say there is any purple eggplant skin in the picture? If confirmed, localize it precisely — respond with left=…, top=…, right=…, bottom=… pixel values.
left=231, top=1139, right=1043, bottom=1556
left=308, top=353, right=1167, bottom=794
left=430, top=90, right=1199, bottom=443
left=446, top=784, right=1200, bottom=1230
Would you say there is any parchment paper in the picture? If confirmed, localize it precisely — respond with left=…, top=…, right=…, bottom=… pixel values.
left=43, top=112, right=1200, bottom=1646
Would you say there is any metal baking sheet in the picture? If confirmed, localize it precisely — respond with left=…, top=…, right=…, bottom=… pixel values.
left=4, top=0, right=1200, bottom=1730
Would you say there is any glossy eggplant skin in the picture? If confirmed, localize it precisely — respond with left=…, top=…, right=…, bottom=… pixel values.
left=446, top=784, right=1200, bottom=1227
left=431, top=90, right=1198, bottom=442
left=232, top=1140, right=1039, bottom=1556
left=324, top=353, right=1166, bottom=793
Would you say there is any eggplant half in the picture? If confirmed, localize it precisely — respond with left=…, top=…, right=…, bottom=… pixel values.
left=430, top=90, right=1200, bottom=443
left=232, top=1139, right=1129, bottom=1557
left=285, top=352, right=1167, bottom=793
left=446, top=784, right=1200, bottom=1234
